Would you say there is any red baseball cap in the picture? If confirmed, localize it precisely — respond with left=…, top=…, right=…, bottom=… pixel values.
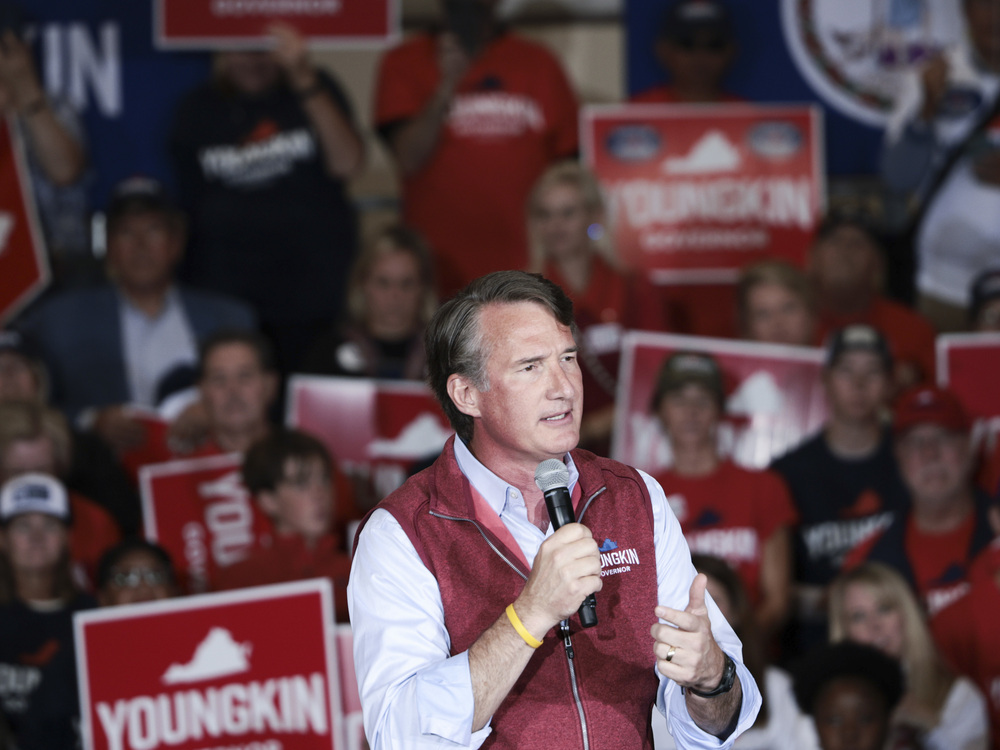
left=893, top=385, right=969, bottom=437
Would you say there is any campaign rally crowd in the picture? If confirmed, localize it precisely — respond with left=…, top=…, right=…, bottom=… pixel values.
left=1, top=0, right=1000, bottom=749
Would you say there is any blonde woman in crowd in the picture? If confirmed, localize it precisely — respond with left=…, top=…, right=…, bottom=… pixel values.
left=828, top=562, right=989, bottom=750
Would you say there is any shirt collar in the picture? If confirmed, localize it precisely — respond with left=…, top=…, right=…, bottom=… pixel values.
left=452, top=437, right=580, bottom=518
left=117, top=285, right=180, bottom=321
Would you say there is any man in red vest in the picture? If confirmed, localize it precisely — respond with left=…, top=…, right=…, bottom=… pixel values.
left=349, top=271, right=760, bottom=749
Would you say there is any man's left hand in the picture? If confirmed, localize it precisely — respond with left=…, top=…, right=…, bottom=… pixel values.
left=650, top=574, right=725, bottom=693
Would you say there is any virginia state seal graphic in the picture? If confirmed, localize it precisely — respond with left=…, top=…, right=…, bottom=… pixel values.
left=780, top=0, right=966, bottom=126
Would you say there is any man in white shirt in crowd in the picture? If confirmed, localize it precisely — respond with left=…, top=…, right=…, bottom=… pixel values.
left=348, top=270, right=760, bottom=749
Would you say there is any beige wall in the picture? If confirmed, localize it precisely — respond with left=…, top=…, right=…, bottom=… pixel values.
left=311, top=17, right=624, bottom=241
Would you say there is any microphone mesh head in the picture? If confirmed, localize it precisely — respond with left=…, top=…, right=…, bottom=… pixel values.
left=534, top=459, right=570, bottom=492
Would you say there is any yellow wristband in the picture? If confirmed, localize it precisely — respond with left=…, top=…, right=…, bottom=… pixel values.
left=506, top=604, right=543, bottom=648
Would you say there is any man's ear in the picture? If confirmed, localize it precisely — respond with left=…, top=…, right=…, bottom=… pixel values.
left=447, top=373, right=482, bottom=419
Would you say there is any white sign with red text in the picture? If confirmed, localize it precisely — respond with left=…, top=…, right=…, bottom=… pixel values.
left=140, top=454, right=274, bottom=594
left=75, top=580, right=345, bottom=750
left=613, top=332, right=827, bottom=471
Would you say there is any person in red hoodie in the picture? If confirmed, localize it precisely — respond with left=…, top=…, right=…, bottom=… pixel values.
left=213, top=428, right=356, bottom=622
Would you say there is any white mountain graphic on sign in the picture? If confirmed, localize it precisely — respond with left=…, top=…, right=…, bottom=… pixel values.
left=161, top=627, right=252, bottom=685
left=368, top=413, right=452, bottom=459
left=663, top=131, right=742, bottom=174
left=726, top=371, right=784, bottom=416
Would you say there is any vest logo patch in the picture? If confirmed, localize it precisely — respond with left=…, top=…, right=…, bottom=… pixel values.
left=600, top=540, right=640, bottom=577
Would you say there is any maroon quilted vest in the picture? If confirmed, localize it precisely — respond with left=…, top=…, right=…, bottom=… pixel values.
left=364, top=437, right=660, bottom=750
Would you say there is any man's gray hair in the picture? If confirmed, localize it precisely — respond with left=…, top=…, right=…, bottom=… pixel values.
left=426, top=271, right=577, bottom=445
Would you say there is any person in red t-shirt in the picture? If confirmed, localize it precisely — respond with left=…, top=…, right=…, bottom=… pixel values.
left=809, top=211, right=937, bottom=392
left=631, top=0, right=741, bottom=105
left=932, top=540, right=1000, bottom=750
left=214, top=428, right=357, bottom=622
left=373, top=0, right=579, bottom=299
left=846, top=385, right=998, bottom=618
left=650, top=351, right=796, bottom=636
left=528, top=162, right=672, bottom=453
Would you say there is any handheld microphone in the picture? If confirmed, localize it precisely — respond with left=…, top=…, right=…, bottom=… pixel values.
left=534, top=459, right=598, bottom=629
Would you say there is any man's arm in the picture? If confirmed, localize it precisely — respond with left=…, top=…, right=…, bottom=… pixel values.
left=270, top=24, right=365, bottom=180
left=384, top=33, right=467, bottom=177
left=642, top=470, right=762, bottom=748
left=348, top=510, right=601, bottom=748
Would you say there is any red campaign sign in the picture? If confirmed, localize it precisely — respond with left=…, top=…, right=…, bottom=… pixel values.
left=612, top=332, right=828, bottom=471
left=140, top=454, right=275, bottom=594
left=937, top=333, right=1000, bottom=453
left=0, top=118, right=50, bottom=323
left=155, top=0, right=398, bottom=48
left=75, top=580, right=345, bottom=750
left=287, top=375, right=452, bottom=501
left=334, top=625, right=363, bottom=750
left=581, top=104, right=824, bottom=284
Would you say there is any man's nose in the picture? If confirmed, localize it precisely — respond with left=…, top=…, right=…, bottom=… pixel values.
left=547, top=362, right=575, bottom=398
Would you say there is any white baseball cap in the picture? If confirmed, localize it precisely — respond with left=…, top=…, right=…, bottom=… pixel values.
left=0, top=473, right=71, bottom=524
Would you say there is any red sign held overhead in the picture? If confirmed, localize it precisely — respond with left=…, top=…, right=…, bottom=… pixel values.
left=287, top=376, right=452, bottom=505
left=155, top=0, right=398, bottom=48
left=75, top=580, right=346, bottom=750
left=140, top=454, right=275, bottom=594
left=937, top=333, right=1000, bottom=453
left=582, top=104, right=824, bottom=284
left=613, top=332, right=827, bottom=471
left=0, top=118, right=50, bottom=324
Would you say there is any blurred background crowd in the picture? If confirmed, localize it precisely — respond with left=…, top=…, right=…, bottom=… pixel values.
left=1, top=0, right=1000, bottom=748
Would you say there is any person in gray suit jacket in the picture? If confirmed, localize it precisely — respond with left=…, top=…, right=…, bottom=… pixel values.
left=17, top=177, right=256, bottom=455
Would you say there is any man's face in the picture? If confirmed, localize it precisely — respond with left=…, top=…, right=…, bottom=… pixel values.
left=811, top=226, right=881, bottom=294
left=200, top=343, right=276, bottom=438
left=363, top=249, right=424, bottom=341
left=0, top=436, right=58, bottom=483
left=824, top=350, right=891, bottom=425
left=455, top=302, right=582, bottom=475
left=107, top=212, right=182, bottom=295
left=259, top=456, right=333, bottom=544
left=656, top=30, right=735, bottom=97
left=896, top=424, right=972, bottom=508
left=216, top=51, right=281, bottom=96
left=813, top=677, right=890, bottom=750
left=99, top=549, right=175, bottom=607
left=0, top=352, right=39, bottom=404
left=2, top=512, right=68, bottom=575
left=743, top=282, right=814, bottom=346
left=657, top=382, right=720, bottom=451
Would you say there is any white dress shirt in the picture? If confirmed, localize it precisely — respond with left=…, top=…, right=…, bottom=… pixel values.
left=348, top=439, right=762, bottom=749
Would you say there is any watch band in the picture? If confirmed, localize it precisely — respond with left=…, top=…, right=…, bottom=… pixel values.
left=686, top=653, right=736, bottom=698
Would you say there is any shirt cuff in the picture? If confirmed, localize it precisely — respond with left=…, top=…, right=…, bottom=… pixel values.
left=415, top=651, right=493, bottom=747
left=659, top=660, right=761, bottom=749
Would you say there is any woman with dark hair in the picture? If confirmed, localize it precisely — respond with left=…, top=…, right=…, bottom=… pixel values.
left=302, top=223, right=436, bottom=381
left=0, top=473, right=96, bottom=750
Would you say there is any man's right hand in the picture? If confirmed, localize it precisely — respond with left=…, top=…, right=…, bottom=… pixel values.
left=512, top=523, right=602, bottom=639
left=93, top=406, right=147, bottom=454
left=919, top=54, right=949, bottom=122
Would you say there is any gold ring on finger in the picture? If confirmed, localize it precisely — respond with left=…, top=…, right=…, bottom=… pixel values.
left=665, top=645, right=677, bottom=663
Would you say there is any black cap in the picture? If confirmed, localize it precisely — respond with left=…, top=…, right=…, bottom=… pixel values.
left=824, top=324, right=893, bottom=372
left=106, top=177, right=178, bottom=228
left=660, top=0, right=733, bottom=43
left=970, top=268, right=1000, bottom=323
left=651, top=351, right=725, bottom=410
